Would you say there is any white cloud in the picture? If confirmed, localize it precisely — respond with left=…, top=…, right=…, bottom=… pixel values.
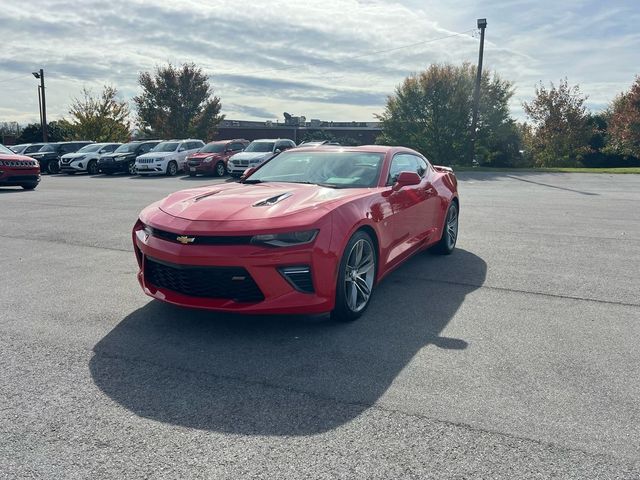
left=1, top=0, right=639, bottom=124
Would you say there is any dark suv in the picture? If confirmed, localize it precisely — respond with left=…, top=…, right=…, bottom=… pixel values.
left=28, top=141, right=93, bottom=174
left=98, top=140, right=161, bottom=175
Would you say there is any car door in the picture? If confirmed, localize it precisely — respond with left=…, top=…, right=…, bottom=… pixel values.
left=382, top=153, right=433, bottom=265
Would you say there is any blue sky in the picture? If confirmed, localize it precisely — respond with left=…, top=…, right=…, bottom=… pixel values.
left=1, top=0, right=639, bottom=124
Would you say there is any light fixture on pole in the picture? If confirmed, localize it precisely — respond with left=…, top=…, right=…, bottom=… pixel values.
left=32, top=69, right=47, bottom=142
left=469, top=18, right=487, bottom=165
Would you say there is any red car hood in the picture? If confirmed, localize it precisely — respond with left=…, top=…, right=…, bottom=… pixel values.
left=158, top=182, right=371, bottom=222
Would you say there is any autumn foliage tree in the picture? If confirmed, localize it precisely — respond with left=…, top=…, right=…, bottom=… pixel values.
left=134, top=63, right=224, bottom=140
left=377, top=63, right=520, bottom=166
left=523, top=79, right=591, bottom=167
left=62, top=86, right=131, bottom=142
left=607, top=76, right=640, bottom=159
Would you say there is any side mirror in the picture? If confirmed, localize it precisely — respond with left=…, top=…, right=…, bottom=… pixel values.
left=392, top=171, right=421, bottom=191
left=240, top=167, right=257, bottom=181
left=178, top=147, right=185, bottom=152
left=274, top=149, right=281, bottom=154
left=225, top=149, right=232, bottom=153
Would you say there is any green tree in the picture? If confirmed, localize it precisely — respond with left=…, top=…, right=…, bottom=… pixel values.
left=523, top=79, right=591, bottom=167
left=134, top=62, right=224, bottom=140
left=16, top=121, right=72, bottom=143
left=62, top=86, right=131, bottom=142
left=607, top=76, right=640, bottom=159
left=376, top=63, right=519, bottom=166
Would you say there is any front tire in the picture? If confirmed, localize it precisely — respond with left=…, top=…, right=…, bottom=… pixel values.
left=127, top=162, right=136, bottom=175
left=430, top=201, right=458, bottom=255
left=215, top=161, right=226, bottom=177
left=331, top=231, right=377, bottom=322
left=166, top=161, right=178, bottom=176
left=87, top=160, right=98, bottom=175
left=21, top=183, right=38, bottom=190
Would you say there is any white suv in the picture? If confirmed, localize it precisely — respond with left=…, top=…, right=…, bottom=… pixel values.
left=135, top=139, right=205, bottom=176
left=60, top=143, right=121, bottom=175
left=227, top=139, right=296, bottom=177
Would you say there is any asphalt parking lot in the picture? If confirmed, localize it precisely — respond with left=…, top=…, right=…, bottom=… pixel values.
left=1, top=171, right=639, bottom=478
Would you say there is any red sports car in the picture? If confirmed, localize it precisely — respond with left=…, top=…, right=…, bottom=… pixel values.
left=0, top=144, right=41, bottom=190
left=133, top=146, right=459, bottom=321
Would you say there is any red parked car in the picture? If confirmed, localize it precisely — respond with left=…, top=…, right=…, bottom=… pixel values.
left=0, top=144, right=41, bottom=190
left=185, top=139, right=249, bottom=177
left=133, top=146, right=459, bottom=321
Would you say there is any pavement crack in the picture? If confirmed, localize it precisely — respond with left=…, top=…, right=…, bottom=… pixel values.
left=0, top=233, right=131, bottom=253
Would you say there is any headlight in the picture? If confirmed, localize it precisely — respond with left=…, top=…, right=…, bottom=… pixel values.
left=251, top=230, right=318, bottom=247
left=228, top=160, right=234, bottom=166
left=116, top=156, right=127, bottom=161
left=75, top=155, right=86, bottom=161
left=203, top=156, right=214, bottom=163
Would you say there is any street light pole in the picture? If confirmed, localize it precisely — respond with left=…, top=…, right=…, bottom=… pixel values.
left=32, top=69, right=47, bottom=142
left=469, top=18, right=487, bottom=165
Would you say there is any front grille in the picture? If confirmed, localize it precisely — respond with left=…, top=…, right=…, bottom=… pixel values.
left=138, top=158, right=156, bottom=164
left=1, top=160, right=37, bottom=167
left=188, top=160, right=201, bottom=166
left=99, top=158, right=114, bottom=164
left=144, top=257, right=264, bottom=302
left=149, top=226, right=253, bottom=245
left=5, top=175, right=39, bottom=182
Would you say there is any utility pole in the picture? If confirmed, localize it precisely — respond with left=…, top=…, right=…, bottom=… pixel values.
left=469, top=18, right=487, bottom=165
left=32, top=69, right=47, bottom=142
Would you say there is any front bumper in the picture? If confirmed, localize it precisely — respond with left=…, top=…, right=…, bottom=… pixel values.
left=0, top=168, right=41, bottom=186
left=99, top=160, right=130, bottom=173
left=135, top=162, right=166, bottom=174
left=132, top=217, right=337, bottom=315
left=60, top=161, right=86, bottom=172
left=186, top=160, right=215, bottom=174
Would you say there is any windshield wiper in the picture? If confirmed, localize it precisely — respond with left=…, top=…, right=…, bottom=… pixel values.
left=243, top=179, right=264, bottom=184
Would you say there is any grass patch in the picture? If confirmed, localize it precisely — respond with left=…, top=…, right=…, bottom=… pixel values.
left=452, top=166, right=640, bottom=174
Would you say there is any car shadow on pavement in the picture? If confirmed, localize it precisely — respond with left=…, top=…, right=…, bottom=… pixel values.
left=90, top=248, right=486, bottom=435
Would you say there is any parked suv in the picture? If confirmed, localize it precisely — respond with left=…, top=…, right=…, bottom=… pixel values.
left=28, top=141, right=93, bottom=174
left=60, top=142, right=121, bottom=175
left=0, top=144, right=40, bottom=190
left=226, top=138, right=296, bottom=177
left=10, top=143, right=46, bottom=155
left=98, top=140, right=161, bottom=175
left=186, top=139, right=249, bottom=177
left=135, top=139, right=205, bottom=176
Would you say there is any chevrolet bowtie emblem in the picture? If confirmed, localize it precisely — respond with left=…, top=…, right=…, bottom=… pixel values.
left=176, top=235, right=195, bottom=244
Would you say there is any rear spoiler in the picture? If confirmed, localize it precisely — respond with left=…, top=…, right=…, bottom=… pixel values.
left=433, top=165, right=454, bottom=174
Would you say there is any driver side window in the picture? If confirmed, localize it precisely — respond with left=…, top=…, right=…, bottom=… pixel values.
left=388, top=154, right=417, bottom=185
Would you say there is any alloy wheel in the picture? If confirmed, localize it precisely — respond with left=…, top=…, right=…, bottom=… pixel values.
left=446, top=204, right=458, bottom=249
left=128, top=162, right=136, bottom=175
left=216, top=162, right=226, bottom=177
left=344, top=238, right=375, bottom=312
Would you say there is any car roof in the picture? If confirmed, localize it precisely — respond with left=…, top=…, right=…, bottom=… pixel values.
left=290, top=145, right=420, bottom=155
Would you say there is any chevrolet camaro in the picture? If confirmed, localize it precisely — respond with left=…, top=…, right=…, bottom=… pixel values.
left=133, top=146, right=459, bottom=321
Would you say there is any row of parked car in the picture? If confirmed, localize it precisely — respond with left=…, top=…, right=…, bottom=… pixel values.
left=9, top=137, right=305, bottom=178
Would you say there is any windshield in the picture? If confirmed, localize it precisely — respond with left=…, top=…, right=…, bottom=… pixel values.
left=39, top=144, right=57, bottom=152
left=114, top=143, right=139, bottom=153
left=0, top=144, right=13, bottom=154
left=245, top=142, right=274, bottom=153
left=9, top=145, right=26, bottom=153
left=25, top=144, right=44, bottom=153
left=246, top=151, right=383, bottom=188
left=151, top=142, right=179, bottom=152
left=200, top=143, right=226, bottom=153
left=77, top=144, right=101, bottom=153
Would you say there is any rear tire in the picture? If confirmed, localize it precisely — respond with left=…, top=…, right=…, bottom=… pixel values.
left=21, top=183, right=38, bottom=190
left=331, top=231, right=377, bottom=322
left=166, top=161, right=178, bottom=176
left=430, top=201, right=458, bottom=255
left=47, top=160, right=60, bottom=174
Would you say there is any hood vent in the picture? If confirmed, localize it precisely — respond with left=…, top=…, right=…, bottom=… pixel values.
left=193, top=190, right=221, bottom=202
left=253, top=192, right=292, bottom=207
